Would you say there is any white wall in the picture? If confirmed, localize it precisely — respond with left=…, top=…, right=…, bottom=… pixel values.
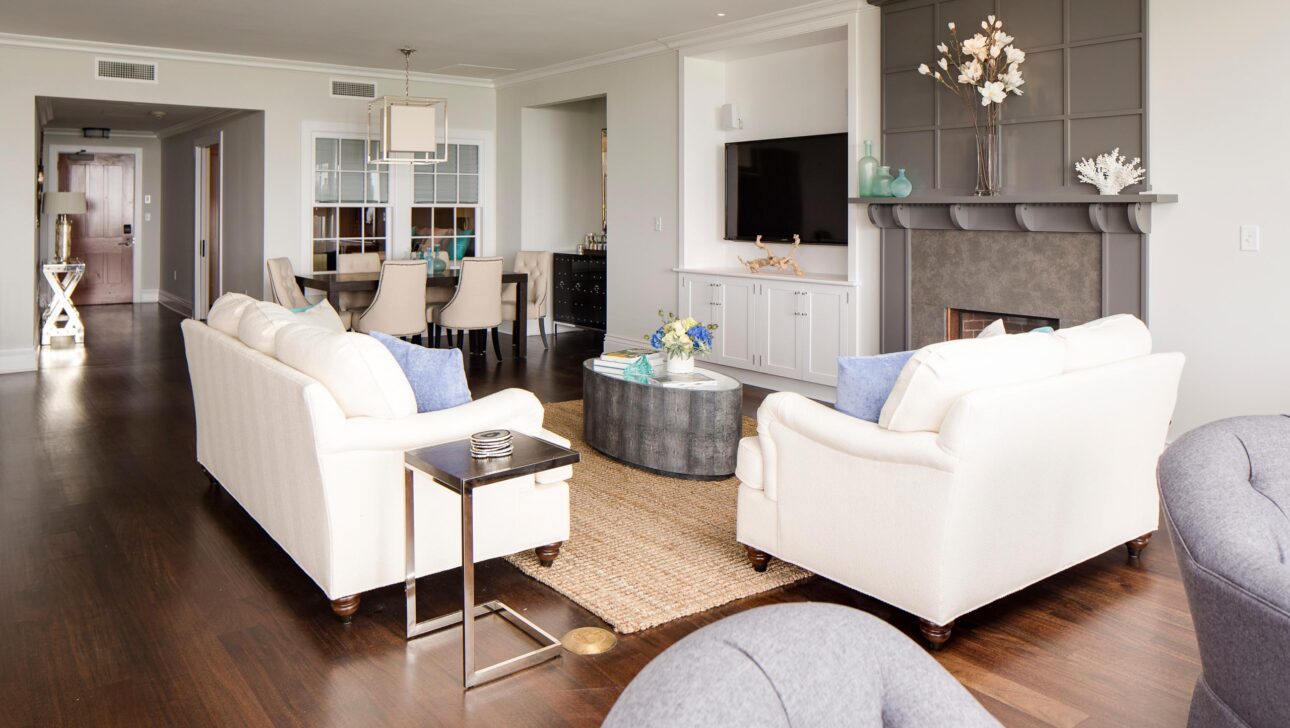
left=0, top=41, right=495, bottom=372
left=497, top=52, right=679, bottom=346
left=520, top=97, right=606, bottom=252
left=41, top=131, right=162, bottom=299
left=1150, top=0, right=1290, bottom=436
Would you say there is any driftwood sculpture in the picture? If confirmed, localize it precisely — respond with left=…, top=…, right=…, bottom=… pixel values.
left=738, top=234, right=804, bottom=276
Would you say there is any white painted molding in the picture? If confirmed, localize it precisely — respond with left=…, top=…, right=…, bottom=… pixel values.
left=0, top=346, right=38, bottom=374
left=156, top=109, right=248, bottom=139
left=493, top=41, right=670, bottom=88
left=664, top=0, right=866, bottom=53
left=45, top=127, right=157, bottom=139
left=0, top=31, right=493, bottom=88
left=140, top=288, right=160, bottom=303
left=158, top=289, right=193, bottom=317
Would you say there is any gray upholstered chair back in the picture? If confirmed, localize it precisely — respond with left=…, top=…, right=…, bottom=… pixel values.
left=603, top=603, right=999, bottom=728
left=353, top=259, right=428, bottom=337
left=1158, top=415, right=1290, bottom=728
left=266, top=258, right=309, bottom=309
left=435, top=257, right=503, bottom=331
left=337, top=252, right=380, bottom=312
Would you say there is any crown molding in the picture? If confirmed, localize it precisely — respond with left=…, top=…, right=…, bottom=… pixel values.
left=155, top=109, right=249, bottom=138
left=493, top=41, right=670, bottom=88
left=0, top=32, right=495, bottom=89
left=493, top=0, right=868, bottom=89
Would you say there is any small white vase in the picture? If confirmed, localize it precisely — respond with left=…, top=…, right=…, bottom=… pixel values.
left=667, top=354, right=695, bottom=374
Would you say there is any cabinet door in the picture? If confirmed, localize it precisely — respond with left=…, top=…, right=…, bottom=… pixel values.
left=801, top=287, right=853, bottom=386
left=679, top=275, right=714, bottom=324
left=710, top=280, right=756, bottom=369
left=757, top=282, right=805, bottom=379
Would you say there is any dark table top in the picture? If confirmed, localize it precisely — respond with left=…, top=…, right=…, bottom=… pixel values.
left=297, top=270, right=529, bottom=290
left=405, top=431, right=579, bottom=493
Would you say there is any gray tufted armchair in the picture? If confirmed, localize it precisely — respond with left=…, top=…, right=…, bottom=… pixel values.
left=1158, top=415, right=1290, bottom=728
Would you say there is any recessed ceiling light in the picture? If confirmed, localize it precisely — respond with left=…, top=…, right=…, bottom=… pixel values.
left=717, top=12, right=726, bottom=16
left=148, top=110, right=168, bottom=119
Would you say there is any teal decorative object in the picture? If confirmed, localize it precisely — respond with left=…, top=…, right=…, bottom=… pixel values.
left=623, top=355, right=654, bottom=383
left=858, top=139, right=879, bottom=197
left=432, top=255, right=448, bottom=273
left=890, top=168, right=912, bottom=198
left=453, top=230, right=474, bottom=260
left=875, top=166, right=894, bottom=197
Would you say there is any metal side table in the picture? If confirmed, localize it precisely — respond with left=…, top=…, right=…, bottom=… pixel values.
left=403, top=432, right=580, bottom=688
left=41, top=261, right=87, bottom=345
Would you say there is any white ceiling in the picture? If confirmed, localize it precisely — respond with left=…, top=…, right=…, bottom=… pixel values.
left=1, top=0, right=828, bottom=76
left=40, top=97, right=240, bottom=134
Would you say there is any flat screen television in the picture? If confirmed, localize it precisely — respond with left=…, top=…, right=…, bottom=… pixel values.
left=724, top=132, right=847, bottom=245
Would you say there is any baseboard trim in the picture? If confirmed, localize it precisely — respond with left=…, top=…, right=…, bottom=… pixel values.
left=0, top=346, right=38, bottom=374
left=139, top=288, right=160, bottom=304
left=601, top=332, right=837, bottom=402
left=158, top=290, right=193, bottom=317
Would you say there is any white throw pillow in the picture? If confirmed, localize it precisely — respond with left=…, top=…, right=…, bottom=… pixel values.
left=976, top=319, right=1006, bottom=338
left=879, top=331, right=1066, bottom=433
left=1054, top=314, right=1151, bottom=371
left=236, top=300, right=345, bottom=357
left=207, top=292, right=256, bottom=337
left=274, top=324, right=416, bottom=419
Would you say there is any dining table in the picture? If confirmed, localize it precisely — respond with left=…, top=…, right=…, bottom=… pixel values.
left=295, top=269, right=529, bottom=360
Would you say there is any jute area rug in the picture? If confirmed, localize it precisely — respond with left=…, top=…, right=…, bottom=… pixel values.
left=505, top=400, right=811, bottom=633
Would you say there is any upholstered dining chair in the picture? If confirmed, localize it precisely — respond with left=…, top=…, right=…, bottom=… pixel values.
left=425, top=249, right=453, bottom=309
left=502, top=251, right=552, bottom=349
left=430, top=256, right=503, bottom=358
left=337, top=252, right=380, bottom=319
left=266, top=258, right=310, bottom=309
left=352, top=259, right=429, bottom=339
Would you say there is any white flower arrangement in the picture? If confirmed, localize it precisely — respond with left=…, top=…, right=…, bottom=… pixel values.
left=1074, top=148, right=1146, bottom=195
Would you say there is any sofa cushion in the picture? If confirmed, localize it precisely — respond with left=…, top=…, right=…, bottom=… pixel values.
left=1054, top=314, right=1151, bottom=371
left=370, top=332, right=472, bottom=413
left=976, top=319, right=1006, bottom=338
left=207, top=292, right=258, bottom=337
left=237, top=300, right=345, bottom=357
left=879, top=332, right=1066, bottom=433
left=274, top=325, right=416, bottom=419
left=835, top=351, right=915, bottom=423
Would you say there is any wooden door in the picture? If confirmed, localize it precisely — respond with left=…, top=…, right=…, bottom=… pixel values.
left=58, top=152, right=134, bottom=305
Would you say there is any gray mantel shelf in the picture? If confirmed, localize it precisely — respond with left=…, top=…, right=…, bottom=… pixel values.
left=851, top=194, right=1178, bottom=205
left=857, top=193, right=1178, bottom=235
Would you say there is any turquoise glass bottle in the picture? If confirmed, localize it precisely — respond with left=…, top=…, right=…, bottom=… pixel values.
left=875, top=166, right=894, bottom=197
left=858, top=140, right=879, bottom=197
left=890, top=168, right=912, bottom=198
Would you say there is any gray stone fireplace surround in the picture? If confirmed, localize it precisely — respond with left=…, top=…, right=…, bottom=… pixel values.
left=869, top=196, right=1175, bottom=352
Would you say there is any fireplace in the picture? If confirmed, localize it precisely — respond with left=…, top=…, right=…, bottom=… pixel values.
left=946, top=308, right=1060, bottom=340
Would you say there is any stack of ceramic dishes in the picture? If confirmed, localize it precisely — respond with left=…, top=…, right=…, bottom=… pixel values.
left=470, top=429, right=513, bottom=459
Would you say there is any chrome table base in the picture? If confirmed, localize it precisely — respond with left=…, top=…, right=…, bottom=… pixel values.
left=404, top=467, right=562, bottom=688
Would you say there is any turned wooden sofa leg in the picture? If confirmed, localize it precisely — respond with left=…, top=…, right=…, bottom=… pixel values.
left=536, top=542, right=563, bottom=567
left=330, top=594, right=361, bottom=623
left=744, top=545, right=771, bottom=572
left=1126, top=533, right=1153, bottom=559
left=919, top=619, right=954, bottom=650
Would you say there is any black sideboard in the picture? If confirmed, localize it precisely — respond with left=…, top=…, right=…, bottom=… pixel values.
left=553, top=252, right=606, bottom=331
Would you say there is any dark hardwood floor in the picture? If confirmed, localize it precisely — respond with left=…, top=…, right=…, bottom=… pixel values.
left=0, top=304, right=1200, bottom=727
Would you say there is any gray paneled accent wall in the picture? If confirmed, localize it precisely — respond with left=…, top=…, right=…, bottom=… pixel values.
left=874, top=0, right=1148, bottom=195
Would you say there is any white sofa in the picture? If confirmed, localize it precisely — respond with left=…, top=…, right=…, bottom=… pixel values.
left=182, top=294, right=571, bottom=621
left=736, top=315, right=1184, bottom=647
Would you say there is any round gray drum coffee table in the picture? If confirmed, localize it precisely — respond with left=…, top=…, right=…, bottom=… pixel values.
left=582, top=359, right=743, bottom=480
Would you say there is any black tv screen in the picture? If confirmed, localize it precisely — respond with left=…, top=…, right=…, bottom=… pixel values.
left=725, top=133, right=847, bottom=245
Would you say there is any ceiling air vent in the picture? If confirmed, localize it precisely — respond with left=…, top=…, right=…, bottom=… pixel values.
left=95, top=58, right=158, bottom=83
left=331, top=79, right=377, bottom=99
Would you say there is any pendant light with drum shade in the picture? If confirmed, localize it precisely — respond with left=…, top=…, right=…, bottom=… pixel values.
left=368, top=48, right=447, bottom=165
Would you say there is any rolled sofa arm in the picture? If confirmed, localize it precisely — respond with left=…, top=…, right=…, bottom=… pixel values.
left=753, top=392, right=958, bottom=495
left=323, top=388, right=547, bottom=453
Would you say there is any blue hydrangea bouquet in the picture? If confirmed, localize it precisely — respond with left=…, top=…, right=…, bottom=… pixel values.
left=647, top=310, right=718, bottom=373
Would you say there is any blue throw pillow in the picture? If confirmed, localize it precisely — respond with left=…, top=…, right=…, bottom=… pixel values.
left=370, top=332, right=472, bottom=413
left=835, top=350, right=916, bottom=423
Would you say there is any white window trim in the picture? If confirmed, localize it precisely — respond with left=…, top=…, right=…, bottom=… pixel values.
left=299, top=121, right=494, bottom=273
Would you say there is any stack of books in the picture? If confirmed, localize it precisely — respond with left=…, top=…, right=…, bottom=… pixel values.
left=593, top=348, right=664, bottom=375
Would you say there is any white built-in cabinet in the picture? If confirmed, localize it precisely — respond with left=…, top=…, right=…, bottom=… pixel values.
left=680, top=272, right=856, bottom=386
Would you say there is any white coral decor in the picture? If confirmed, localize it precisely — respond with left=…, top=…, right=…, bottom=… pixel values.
left=1075, top=148, right=1146, bottom=195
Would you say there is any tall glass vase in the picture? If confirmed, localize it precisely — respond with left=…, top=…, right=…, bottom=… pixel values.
left=974, top=124, right=1002, bottom=196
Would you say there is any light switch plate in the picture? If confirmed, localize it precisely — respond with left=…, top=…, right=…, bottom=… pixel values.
left=144, top=194, right=152, bottom=204
left=654, top=217, right=663, bottom=232
left=1240, top=224, right=1260, bottom=252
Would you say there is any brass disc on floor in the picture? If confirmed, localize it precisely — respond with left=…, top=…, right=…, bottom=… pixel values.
left=562, top=627, right=618, bottom=655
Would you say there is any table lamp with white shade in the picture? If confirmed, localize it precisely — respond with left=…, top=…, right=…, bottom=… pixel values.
left=45, top=191, right=86, bottom=263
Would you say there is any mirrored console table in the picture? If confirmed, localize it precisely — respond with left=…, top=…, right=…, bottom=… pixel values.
left=41, top=260, right=87, bottom=346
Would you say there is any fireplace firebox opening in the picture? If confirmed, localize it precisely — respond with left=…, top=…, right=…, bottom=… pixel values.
left=946, top=308, right=1060, bottom=340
